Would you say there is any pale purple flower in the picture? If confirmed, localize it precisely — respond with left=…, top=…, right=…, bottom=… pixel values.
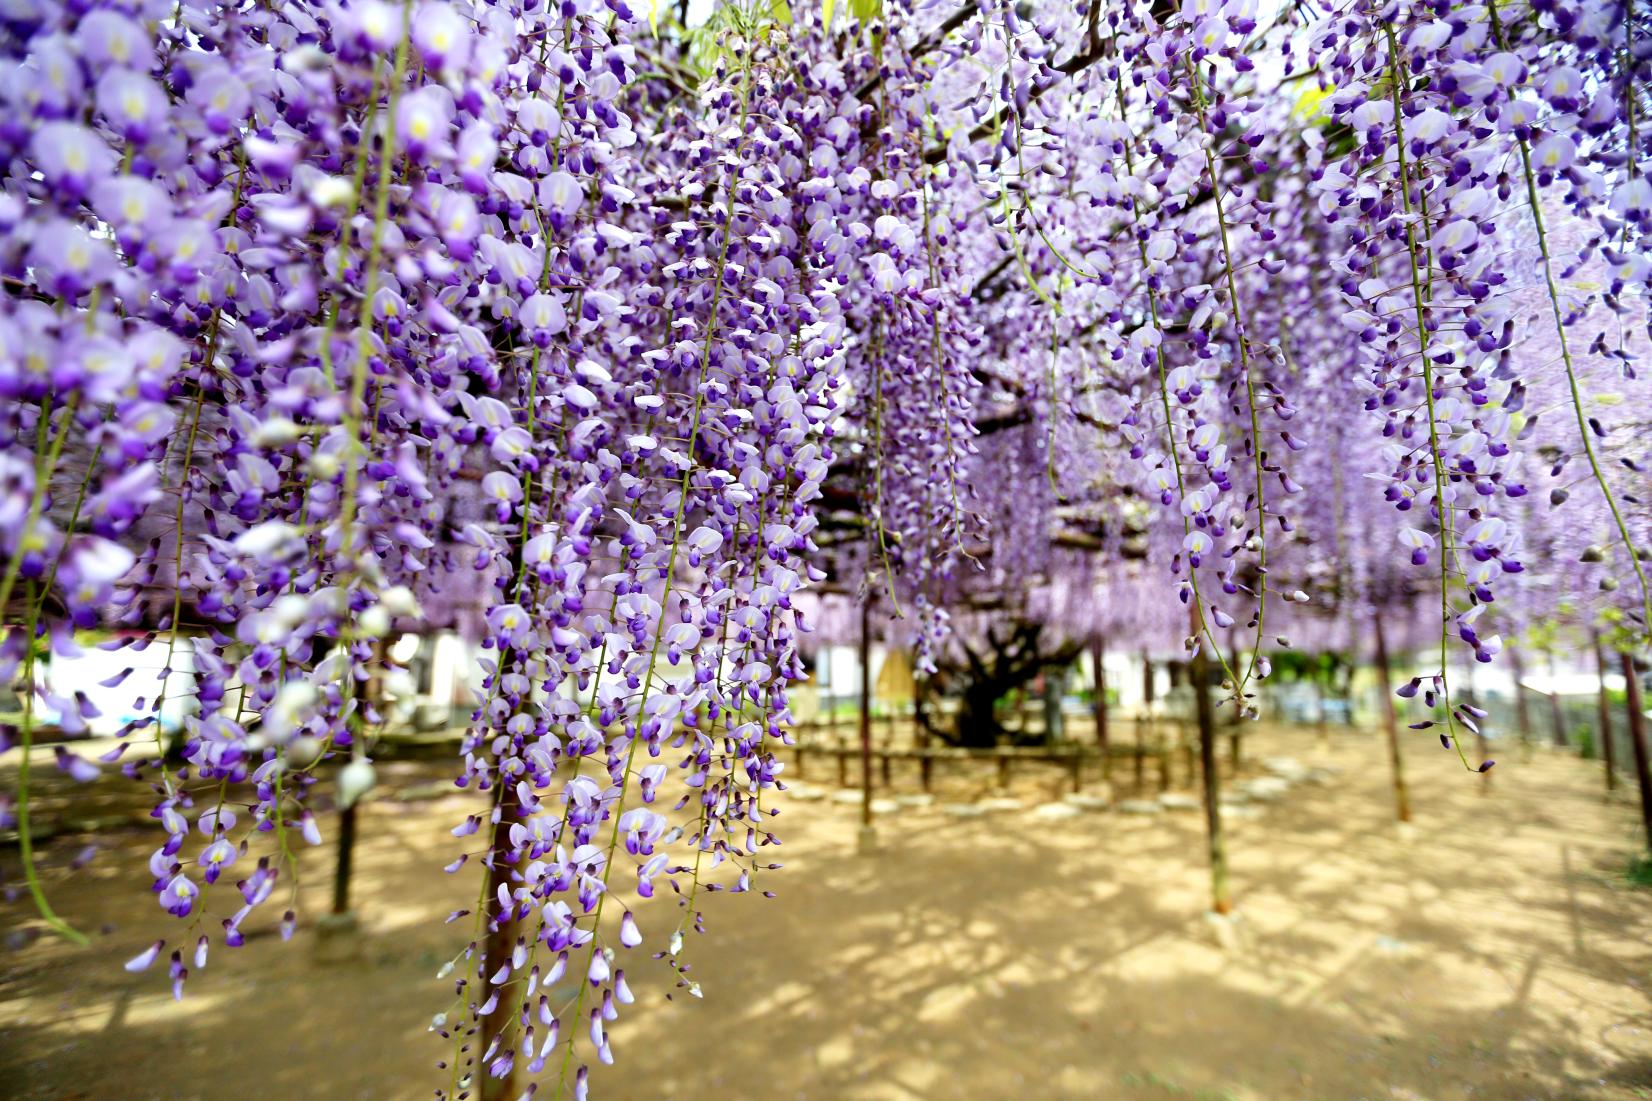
left=435, top=189, right=481, bottom=260
left=539, top=171, right=582, bottom=230
left=158, top=874, right=199, bottom=918
left=519, top=294, right=566, bottom=346
left=198, top=838, right=237, bottom=883
left=454, top=123, right=496, bottom=194
left=76, top=10, right=149, bottom=68
left=397, top=87, right=452, bottom=161
left=413, top=3, right=471, bottom=72
left=91, top=176, right=171, bottom=242
left=185, top=69, right=250, bottom=135
left=30, top=123, right=114, bottom=199
left=27, top=219, right=113, bottom=298
left=95, top=70, right=169, bottom=144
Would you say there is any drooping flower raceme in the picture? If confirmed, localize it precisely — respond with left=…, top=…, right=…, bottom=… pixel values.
left=0, top=0, right=1646, bottom=1095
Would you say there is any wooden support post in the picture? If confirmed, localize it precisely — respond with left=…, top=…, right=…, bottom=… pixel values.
left=332, top=800, right=358, bottom=915
left=1191, top=622, right=1230, bottom=914
left=828, top=668, right=841, bottom=734
left=859, top=595, right=874, bottom=831
left=1314, top=662, right=1329, bottom=747
left=1594, top=631, right=1617, bottom=793
left=1373, top=612, right=1411, bottom=823
left=1619, top=650, right=1652, bottom=856
left=1093, top=637, right=1110, bottom=777
left=332, top=639, right=383, bottom=919
left=913, top=675, right=931, bottom=792
left=1043, top=663, right=1065, bottom=744
left=1546, top=648, right=1569, bottom=747
left=479, top=780, right=522, bottom=1101
left=1134, top=715, right=1146, bottom=792
left=1510, top=646, right=1533, bottom=746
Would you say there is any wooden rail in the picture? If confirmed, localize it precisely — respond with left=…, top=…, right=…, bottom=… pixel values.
left=787, top=714, right=1247, bottom=795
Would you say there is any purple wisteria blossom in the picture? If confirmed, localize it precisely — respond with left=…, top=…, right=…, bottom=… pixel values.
left=0, top=0, right=1646, bottom=1095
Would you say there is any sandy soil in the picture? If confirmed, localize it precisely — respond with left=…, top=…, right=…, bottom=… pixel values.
left=2, top=724, right=1650, bottom=1101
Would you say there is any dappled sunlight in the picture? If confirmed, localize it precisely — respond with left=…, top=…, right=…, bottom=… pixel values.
left=4, top=726, right=1651, bottom=1099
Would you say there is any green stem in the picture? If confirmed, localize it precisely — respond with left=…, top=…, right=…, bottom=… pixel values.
left=866, top=319, right=904, bottom=614
left=0, top=396, right=80, bottom=620
left=1186, top=55, right=1270, bottom=698
left=1113, top=74, right=1242, bottom=693
left=1383, top=23, right=1468, bottom=768
left=919, top=137, right=971, bottom=558
left=552, top=39, right=759, bottom=1101
left=341, top=4, right=416, bottom=541
left=14, top=583, right=90, bottom=945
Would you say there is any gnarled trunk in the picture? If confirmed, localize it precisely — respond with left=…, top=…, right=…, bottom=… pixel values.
left=939, top=621, right=1080, bottom=748
left=954, top=680, right=1010, bottom=748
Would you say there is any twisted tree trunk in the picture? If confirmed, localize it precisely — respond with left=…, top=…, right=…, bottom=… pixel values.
left=942, top=622, right=1080, bottom=748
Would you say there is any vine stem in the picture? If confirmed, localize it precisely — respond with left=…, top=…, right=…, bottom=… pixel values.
left=340, top=0, right=416, bottom=541
left=1624, top=0, right=1641, bottom=185
left=3, top=394, right=90, bottom=942
left=467, top=56, right=591, bottom=1091
left=866, top=29, right=909, bottom=610
left=157, top=139, right=250, bottom=765
left=14, top=582, right=90, bottom=946
left=1185, top=53, right=1270, bottom=700
left=1383, top=22, right=1469, bottom=769
left=919, top=124, right=973, bottom=560
left=551, top=35, right=758, bottom=1101
left=865, top=318, right=905, bottom=615
left=1113, top=74, right=1243, bottom=694
left=0, top=395, right=80, bottom=619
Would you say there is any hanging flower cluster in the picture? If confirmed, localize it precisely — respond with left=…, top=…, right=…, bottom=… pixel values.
left=1295, top=0, right=1651, bottom=751
left=1, top=0, right=1647, bottom=1093
left=921, top=0, right=1645, bottom=745
left=0, top=0, right=975, bottom=1093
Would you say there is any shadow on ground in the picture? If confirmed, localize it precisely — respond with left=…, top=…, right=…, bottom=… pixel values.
left=3, top=726, right=1650, bottom=1101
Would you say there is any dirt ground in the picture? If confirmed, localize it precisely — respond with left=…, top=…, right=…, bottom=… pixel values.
left=2, top=724, right=1650, bottom=1101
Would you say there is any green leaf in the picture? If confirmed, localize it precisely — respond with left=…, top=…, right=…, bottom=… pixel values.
left=1291, top=83, right=1330, bottom=123
left=849, top=0, right=878, bottom=22
left=823, top=0, right=836, bottom=31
